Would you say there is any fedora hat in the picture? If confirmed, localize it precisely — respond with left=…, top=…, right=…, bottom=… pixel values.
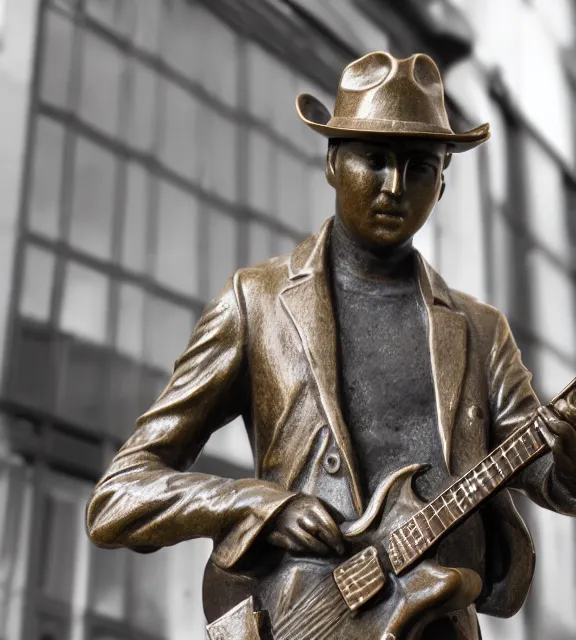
left=296, top=52, right=489, bottom=152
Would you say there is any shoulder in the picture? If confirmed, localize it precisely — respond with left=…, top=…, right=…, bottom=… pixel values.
left=233, top=252, right=291, bottom=295
left=448, top=288, right=506, bottom=339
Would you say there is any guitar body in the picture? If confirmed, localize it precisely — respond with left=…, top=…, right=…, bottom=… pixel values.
left=204, top=465, right=482, bottom=640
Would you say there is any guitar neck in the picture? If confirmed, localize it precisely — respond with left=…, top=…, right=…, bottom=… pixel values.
left=387, top=414, right=548, bottom=575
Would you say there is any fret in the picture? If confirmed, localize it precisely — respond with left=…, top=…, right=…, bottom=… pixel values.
left=415, top=511, right=435, bottom=541
left=440, top=494, right=457, bottom=524
left=499, top=446, right=515, bottom=472
left=452, top=486, right=466, bottom=514
left=526, top=427, right=542, bottom=451
left=463, top=474, right=478, bottom=501
left=492, top=454, right=505, bottom=479
left=398, top=527, right=417, bottom=561
left=510, top=441, right=525, bottom=467
left=480, top=460, right=495, bottom=491
left=519, top=433, right=532, bottom=458
left=422, top=503, right=444, bottom=536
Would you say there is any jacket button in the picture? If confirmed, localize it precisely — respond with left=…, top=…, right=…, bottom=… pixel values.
left=468, top=405, right=484, bottom=420
left=323, top=452, right=341, bottom=474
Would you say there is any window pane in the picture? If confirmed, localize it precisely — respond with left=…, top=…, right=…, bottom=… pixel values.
left=126, top=62, right=158, bottom=153
left=60, top=262, right=109, bottom=344
left=193, top=5, right=238, bottom=107
left=277, top=150, right=308, bottom=233
left=528, top=249, right=576, bottom=359
left=78, top=32, right=123, bottom=137
left=41, top=9, right=74, bottom=107
left=29, top=118, right=65, bottom=239
left=524, top=135, right=570, bottom=263
left=19, top=245, right=56, bottom=322
left=271, top=61, right=298, bottom=140
left=132, top=551, right=168, bottom=635
left=144, top=295, right=193, bottom=371
left=57, top=338, right=108, bottom=430
left=248, top=221, right=273, bottom=266
left=85, top=0, right=134, bottom=37
left=116, top=283, right=144, bottom=359
left=206, top=209, right=238, bottom=300
left=247, top=43, right=274, bottom=126
left=89, top=546, right=128, bottom=620
left=155, top=181, right=199, bottom=296
left=108, top=355, right=141, bottom=440
left=201, top=111, right=237, bottom=201
left=8, top=321, right=59, bottom=411
left=247, top=129, right=273, bottom=214
left=121, top=163, right=149, bottom=273
left=39, top=495, right=77, bottom=603
left=133, top=0, right=161, bottom=53
left=160, top=80, right=200, bottom=180
left=161, top=0, right=196, bottom=78
left=70, top=137, right=116, bottom=259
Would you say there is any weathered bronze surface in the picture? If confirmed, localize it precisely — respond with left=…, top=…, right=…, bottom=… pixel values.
left=85, top=52, right=576, bottom=639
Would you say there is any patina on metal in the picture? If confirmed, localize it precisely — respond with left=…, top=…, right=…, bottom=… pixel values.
left=85, top=52, right=576, bottom=640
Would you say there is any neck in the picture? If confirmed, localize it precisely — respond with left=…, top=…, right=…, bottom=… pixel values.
left=330, top=215, right=415, bottom=282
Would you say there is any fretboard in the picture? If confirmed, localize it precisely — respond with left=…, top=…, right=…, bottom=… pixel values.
left=387, top=419, right=548, bottom=574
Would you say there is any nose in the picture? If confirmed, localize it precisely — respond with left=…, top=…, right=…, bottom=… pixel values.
left=380, top=162, right=402, bottom=196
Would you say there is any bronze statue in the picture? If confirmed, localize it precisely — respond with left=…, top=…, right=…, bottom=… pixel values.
left=85, top=52, right=576, bottom=639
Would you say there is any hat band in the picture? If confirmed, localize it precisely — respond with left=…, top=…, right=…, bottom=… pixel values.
left=327, top=116, right=454, bottom=136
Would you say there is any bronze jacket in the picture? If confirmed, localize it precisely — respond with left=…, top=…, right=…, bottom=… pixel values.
left=86, top=218, right=576, bottom=618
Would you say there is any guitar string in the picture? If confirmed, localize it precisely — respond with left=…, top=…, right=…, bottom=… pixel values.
left=391, top=426, right=545, bottom=563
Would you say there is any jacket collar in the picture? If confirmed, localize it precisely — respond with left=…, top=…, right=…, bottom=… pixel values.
left=289, top=217, right=454, bottom=309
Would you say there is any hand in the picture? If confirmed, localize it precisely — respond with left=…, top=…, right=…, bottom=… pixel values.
left=538, top=406, right=576, bottom=492
left=266, top=494, right=346, bottom=557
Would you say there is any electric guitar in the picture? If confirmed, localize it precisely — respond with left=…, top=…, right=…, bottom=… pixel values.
left=206, top=377, right=576, bottom=640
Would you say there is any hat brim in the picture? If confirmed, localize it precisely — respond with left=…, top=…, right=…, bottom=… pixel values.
left=296, top=94, right=490, bottom=153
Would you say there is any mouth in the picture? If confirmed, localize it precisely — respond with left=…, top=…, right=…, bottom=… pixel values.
left=373, top=209, right=407, bottom=220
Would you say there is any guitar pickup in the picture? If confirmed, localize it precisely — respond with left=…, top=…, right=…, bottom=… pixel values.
left=333, top=546, right=387, bottom=611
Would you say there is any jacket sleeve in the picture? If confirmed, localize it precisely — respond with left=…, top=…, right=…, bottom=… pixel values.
left=487, top=312, right=576, bottom=515
left=85, top=273, right=295, bottom=569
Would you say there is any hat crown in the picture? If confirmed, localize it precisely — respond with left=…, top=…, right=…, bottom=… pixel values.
left=333, top=52, right=451, bottom=133
left=295, top=50, right=490, bottom=152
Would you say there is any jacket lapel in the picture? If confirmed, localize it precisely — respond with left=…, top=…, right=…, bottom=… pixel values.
left=279, top=220, right=363, bottom=514
left=279, top=220, right=467, bottom=505
left=418, top=255, right=468, bottom=473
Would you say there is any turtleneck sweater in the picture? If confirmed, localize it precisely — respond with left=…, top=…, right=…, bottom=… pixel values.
left=329, top=218, right=444, bottom=501
left=328, top=218, right=485, bottom=577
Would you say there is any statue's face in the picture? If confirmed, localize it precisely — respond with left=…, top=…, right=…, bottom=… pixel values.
left=327, top=138, right=448, bottom=250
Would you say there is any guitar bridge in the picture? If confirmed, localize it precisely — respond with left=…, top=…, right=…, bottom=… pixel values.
left=333, top=546, right=387, bottom=611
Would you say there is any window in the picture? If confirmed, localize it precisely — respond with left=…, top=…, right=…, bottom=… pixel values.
left=19, top=246, right=56, bottom=322
left=121, top=162, right=150, bottom=273
left=11, top=2, right=338, bottom=639
left=155, top=181, right=200, bottom=297
left=78, top=32, right=124, bottom=137
left=28, top=118, right=66, bottom=239
left=69, top=137, right=117, bottom=260
left=40, top=10, right=74, bottom=108
left=60, top=262, right=109, bottom=345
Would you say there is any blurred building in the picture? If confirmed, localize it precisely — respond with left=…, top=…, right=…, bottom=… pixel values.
left=0, top=0, right=573, bottom=639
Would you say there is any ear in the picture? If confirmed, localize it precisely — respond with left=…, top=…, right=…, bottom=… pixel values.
left=326, top=144, right=338, bottom=187
left=439, top=177, right=446, bottom=201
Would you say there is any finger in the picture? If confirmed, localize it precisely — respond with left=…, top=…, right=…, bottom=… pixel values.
left=308, top=507, right=346, bottom=555
left=268, top=530, right=306, bottom=554
left=288, top=526, right=331, bottom=556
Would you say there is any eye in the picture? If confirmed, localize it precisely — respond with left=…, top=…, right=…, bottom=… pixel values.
left=407, top=159, right=438, bottom=182
left=365, top=153, right=387, bottom=170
